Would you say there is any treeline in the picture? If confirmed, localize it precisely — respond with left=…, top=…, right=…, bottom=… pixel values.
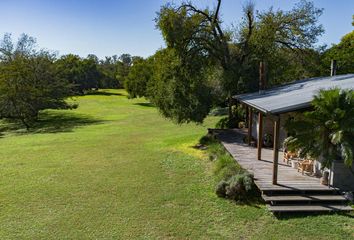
left=0, top=33, right=136, bottom=128
left=56, top=53, right=135, bottom=93
left=125, top=0, right=354, bottom=124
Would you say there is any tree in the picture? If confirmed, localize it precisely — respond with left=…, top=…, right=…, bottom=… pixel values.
left=125, top=57, right=153, bottom=98
left=285, top=89, right=354, bottom=168
left=148, top=48, right=213, bottom=123
left=321, top=30, right=354, bottom=75
left=56, top=54, right=99, bottom=94
left=154, top=0, right=324, bottom=123
left=98, top=56, right=120, bottom=89
left=116, top=53, right=133, bottom=86
left=238, top=0, right=324, bottom=89
left=0, top=34, right=73, bottom=128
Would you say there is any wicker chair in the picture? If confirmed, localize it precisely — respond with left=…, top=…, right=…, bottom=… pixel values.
left=283, top=151, right=298, bottom=164
left=297, top=160, right=314, bottom=175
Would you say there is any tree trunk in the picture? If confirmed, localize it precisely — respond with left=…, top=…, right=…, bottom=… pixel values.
left=20, top=118, right=30, bottom=131
left=228, top=96, right=233, bottom=120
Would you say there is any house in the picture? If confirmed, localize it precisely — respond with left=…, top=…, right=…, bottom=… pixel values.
left=233, top=73, right=354, bottom=191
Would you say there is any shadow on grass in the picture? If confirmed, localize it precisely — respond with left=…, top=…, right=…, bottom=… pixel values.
left=0, top=111, right=104, bottom=135
left=274, top=210, right=354, bottom=220
left=134, top=102, right=155, bottom=108
left=86, top=91, right=124, bottom=96
left=227, top=188, right=264, bottom=208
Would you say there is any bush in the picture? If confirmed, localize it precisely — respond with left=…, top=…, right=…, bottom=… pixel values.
left=215, top=180, right=228, bottom=198
left=216, top=173, right=254, bottom=201
left=199, top=134, right=258, bottom=202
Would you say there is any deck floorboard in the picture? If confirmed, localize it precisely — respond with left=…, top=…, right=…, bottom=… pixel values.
left=213, top=129, right=331, bottom=192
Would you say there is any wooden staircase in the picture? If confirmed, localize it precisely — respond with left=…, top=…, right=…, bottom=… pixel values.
left=262, top=187, right=353, bottom=213
left=213, top=129, right=353, bottom=214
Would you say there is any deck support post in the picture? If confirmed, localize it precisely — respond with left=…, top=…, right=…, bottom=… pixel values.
left=257, top=112, right=263, bottom=160
left=272, top=116, right=280, bottom=185
left=247, top=107, right=253, bottom=145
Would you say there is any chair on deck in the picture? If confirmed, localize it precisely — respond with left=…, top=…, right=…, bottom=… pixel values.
left=283, top=151, right=298, bottom=164
left=297, top=160, right=314, bottom=175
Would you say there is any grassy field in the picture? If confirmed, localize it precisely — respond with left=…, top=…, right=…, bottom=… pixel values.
left=0, top=89, right=353, bottom=239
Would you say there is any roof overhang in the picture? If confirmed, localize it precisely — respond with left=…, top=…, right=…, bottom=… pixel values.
left=234, top=74, right=354, bottom=115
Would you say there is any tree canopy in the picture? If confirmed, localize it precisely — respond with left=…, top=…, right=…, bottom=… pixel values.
left=0, top=33, right=73, bottom=128
left=125, top=57, right=153, bottom=98
left=148, top=48, right=213, bottom=123
left=321, top=30, right=354, bottom=75
left=150, top=0, right=324, bottom=123
left=55, top=54, right=100, bottom=94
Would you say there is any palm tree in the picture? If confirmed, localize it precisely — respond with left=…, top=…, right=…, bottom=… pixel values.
left=285, top=88, right=354, bottom=168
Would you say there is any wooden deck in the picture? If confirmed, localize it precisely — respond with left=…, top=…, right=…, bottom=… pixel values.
left=212, top=128, right=330, bottom=192
left=213, top=129, right=354, bottom=213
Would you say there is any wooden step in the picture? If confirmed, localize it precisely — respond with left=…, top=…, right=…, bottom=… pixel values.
left=256, top=183, right=337, bottom=192
left=262, top=194, right=347, bottom=202
left=267, top=204, right=353, bottom=213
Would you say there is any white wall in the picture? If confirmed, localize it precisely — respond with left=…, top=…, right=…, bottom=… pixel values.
left=251, top=112, right=289, bottom=150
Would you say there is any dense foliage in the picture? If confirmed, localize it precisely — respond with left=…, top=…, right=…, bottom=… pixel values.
left=56, top=53, right=135, bottom=93
left=0, top=33, right=138, bottom=128
left=56, top=54, right=99, bottom=94
left=321, top=30, right=354, bottom=75
left=124, top=57, right=153, bottom=98
left=141, top=0, right=324, bottom=124
left=0, top=34, right=74, bottom=128
left=147, top=49, right=213, bottom=123
left=122, top=2, right=354, bottom=126
left=285, top=89, right=354, bottom=168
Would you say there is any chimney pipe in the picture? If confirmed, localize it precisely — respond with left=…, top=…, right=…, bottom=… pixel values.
left=259, top=61, right=266, bottom=94
left=330, top=60, right=337, bottom=76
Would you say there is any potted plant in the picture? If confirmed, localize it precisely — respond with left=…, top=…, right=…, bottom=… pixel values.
left=263, top=133, right=273, bottom=147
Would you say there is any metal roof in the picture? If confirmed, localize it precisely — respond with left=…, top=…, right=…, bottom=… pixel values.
left=234, top=74, right=354, bottom=114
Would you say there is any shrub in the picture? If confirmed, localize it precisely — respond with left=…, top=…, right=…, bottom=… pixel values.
left=215, top=180, right=228, bottom=198
left=216, top=173, right=255, bottom=201
left=199, top=134, right=257, bottom=202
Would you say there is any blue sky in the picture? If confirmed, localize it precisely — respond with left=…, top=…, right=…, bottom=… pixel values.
left=1, top=0, right=353, bottom=59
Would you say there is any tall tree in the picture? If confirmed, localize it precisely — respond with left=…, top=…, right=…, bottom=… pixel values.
left=153, top=0, right=323, bottom=123
left=0, top=34, right=73, bottom=128
left=116, top=53, right=133, bottom=86
left=125, top=57, right=153, bottom=98
left=98, top=56, right=120, bottom=89
left=148, top=48, right=213, bottom=123
left=321, top=30, right=354, bottom=75
left=56, top=54, right=99, bottom=94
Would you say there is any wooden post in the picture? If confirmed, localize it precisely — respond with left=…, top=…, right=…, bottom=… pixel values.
left=257, top=112, right=263, bottom=160
left=248, top=107, right=253, bottom=145
left=331, top=60, right=337, bottom=76
left=272, top=116, right=280, bottom=185
left=259, top=62, right=266, bottom=94
left=245, top=106, right=249, bottom=128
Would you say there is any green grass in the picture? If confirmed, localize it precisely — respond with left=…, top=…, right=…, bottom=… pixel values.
left=0, top=89, right=353, bottom=239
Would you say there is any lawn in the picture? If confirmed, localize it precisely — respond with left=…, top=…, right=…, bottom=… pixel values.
left=0, top=89, right=353, bottom=239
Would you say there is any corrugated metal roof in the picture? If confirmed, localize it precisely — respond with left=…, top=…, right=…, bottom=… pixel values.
left=234, top=74, right=354, bottom=114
